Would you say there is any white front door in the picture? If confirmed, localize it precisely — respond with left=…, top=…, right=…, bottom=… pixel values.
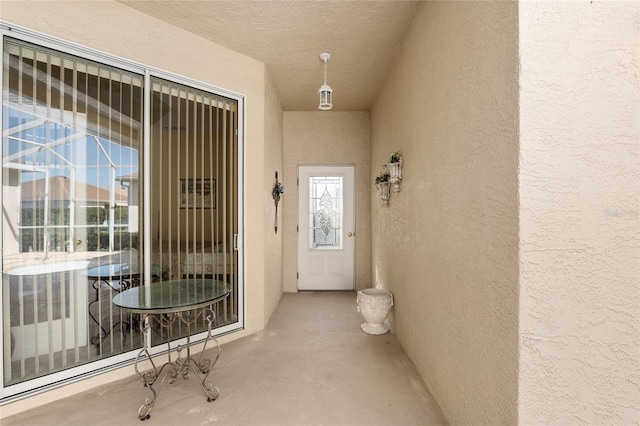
left=297, top=166, right=355, bottom=290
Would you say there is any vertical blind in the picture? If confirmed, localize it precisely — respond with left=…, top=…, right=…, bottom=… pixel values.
left=2, top=38, right=144, bottom=385
left=2, top=34, right=241, bottom=396
left=149, top=77, right=238, bottom=339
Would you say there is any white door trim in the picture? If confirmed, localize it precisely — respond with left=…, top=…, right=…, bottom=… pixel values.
left=297, top=165, right=355, bottom=291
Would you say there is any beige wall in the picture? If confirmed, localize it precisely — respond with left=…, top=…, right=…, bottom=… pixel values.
left=263, top=69, right=284, bottom=323
left=283, top=112, right=371, bottom=293
left=370, top=2, right=520, bottom=424
left=0, top=0, right=272, bottom=417
left=518, top=2, right=640, bottom=424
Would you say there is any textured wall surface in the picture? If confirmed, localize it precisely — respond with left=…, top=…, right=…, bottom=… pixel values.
left=263, top=69, right=284, bottom=324
left=282, top=112, right=371, bottom=293
left=0, top=0, right=269, bottom=416
left=518, top=2, right=640, bottom=424
left=370, top=2, right=520, bottom=424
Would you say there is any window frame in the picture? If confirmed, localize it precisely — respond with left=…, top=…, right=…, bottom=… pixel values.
left=0, top=21, right=245, bottom=402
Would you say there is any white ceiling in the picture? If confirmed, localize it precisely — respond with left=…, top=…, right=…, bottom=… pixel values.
left=119, top=1, right=421, bottom=111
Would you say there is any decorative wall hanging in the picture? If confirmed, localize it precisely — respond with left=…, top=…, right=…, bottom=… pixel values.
left=387, top=152, right=403, bottom=193
left=272, top=171, right=284, bottom=234
left=375, top=170, right=391, bottom=207
left=180, top=178, right=215, bottom=208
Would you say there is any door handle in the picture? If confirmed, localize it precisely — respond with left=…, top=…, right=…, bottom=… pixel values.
left=347, top=232, right=354, bottom=237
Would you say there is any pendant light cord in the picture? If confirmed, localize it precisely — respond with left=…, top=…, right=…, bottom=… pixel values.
left=323, top=58, right=327, bottom=85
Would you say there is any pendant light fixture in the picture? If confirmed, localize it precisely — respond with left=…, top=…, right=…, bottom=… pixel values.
left=318, top=52, right=333, bottom=110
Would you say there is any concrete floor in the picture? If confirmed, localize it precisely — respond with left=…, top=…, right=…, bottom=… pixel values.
left=3, top=291, right=447, bottom=425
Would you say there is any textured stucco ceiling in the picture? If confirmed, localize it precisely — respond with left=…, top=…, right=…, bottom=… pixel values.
left=119, top=1, right=421, bottom=111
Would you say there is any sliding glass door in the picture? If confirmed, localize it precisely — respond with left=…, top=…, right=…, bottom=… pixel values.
left=1, top=33, right=243, bottom=397
left=149, top=78, right=239, bottom=341
left=2, top=39, right=144, bottom=387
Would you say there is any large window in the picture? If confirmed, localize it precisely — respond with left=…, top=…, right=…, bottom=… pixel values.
left=1, top=32, right=243, bottom=398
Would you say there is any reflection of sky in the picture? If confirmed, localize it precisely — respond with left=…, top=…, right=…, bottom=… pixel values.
left=3, top=106, right=138, bottom=188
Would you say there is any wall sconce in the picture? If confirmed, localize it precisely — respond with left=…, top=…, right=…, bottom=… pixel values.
left=318, top=52, right=333, bottom=110
left=375, top=170, right=391, bottom=207
left=272, top=171, right=284, bottom=234
left=387, top=151, right=403, bottom=192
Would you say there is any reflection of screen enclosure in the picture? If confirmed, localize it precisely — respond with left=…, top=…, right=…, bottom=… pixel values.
left=2, top=38, right=142, bottom=386
left=3, top=39, right=142, bottom=255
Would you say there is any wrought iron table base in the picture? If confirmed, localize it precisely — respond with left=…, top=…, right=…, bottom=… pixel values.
left=134, top=307, right=220, bottom=421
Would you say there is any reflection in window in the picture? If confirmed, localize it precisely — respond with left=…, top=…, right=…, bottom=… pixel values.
left=1, top=34, right=243, bottom=398
left=2, top=38, right=143, bottom=386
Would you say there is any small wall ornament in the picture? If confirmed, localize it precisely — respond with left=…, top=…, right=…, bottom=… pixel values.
left=272, top=171, right=284, bottom=234
left=387, top=151, right=403, bottom=193
left=375, top=171, right=391, bottom=206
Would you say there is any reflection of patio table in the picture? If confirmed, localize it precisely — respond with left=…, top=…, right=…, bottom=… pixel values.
left=112, top=279, right=230, bottom=421
left=84, top=263, right=165, bottom=345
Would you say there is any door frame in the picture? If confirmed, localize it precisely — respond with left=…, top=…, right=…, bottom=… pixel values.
left=297, top=165, right=355, bottom=291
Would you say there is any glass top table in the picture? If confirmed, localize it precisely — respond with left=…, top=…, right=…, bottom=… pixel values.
left=112, top=279, right=230, bottom=314
left=112, top=279, right=231, bottom=420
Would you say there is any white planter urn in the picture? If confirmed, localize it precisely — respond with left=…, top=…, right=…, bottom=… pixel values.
left=357, top=288, right=393, bottom=335
left=387, top=161, right=402, bottom=192
left=376, top=181, right=390, bottom=206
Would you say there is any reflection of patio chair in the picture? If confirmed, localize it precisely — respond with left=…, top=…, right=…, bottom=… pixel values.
left=88, top=282, right=137, bottom=346
left=84, top=255, right=165, bottom=348
left=98, top=231, right=139, bottom=251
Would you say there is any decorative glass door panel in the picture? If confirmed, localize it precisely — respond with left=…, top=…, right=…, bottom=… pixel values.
left=309, top=176, right=343, bottom=250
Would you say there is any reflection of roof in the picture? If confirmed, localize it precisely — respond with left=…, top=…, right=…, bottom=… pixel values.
left=20, top=176, right=127, bottom=204
left=117, top=173, right=138, bottom=182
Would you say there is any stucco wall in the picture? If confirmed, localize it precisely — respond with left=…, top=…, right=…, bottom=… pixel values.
left=370, top=2, right=520, bottom=424
left=282, top=111, right=371, bottom=293
left=518, top=2, right=640, bottom=424
left=263, top=69, right=284, bottom=323
left=0, top=0, right=269, bottom=416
